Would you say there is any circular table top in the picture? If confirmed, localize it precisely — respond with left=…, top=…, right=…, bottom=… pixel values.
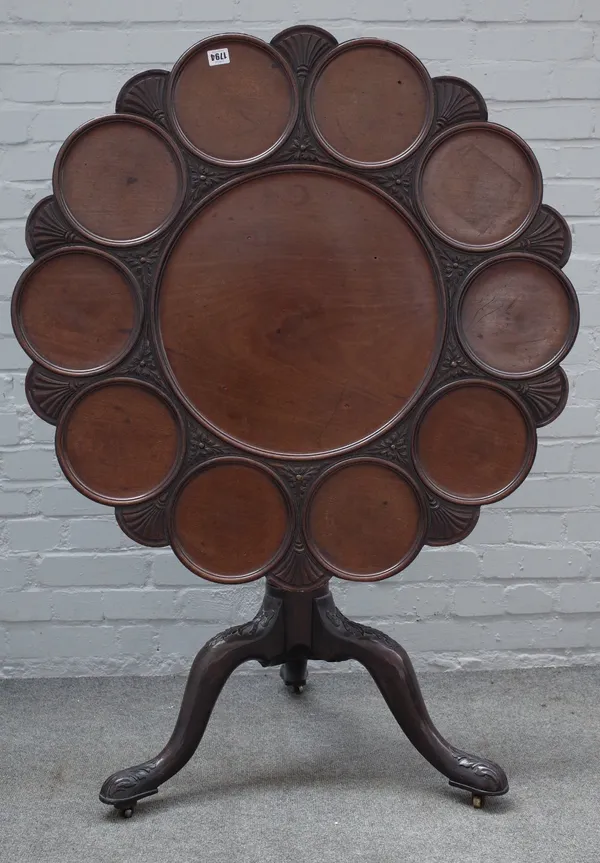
left=15, top=27, right=579, bottom=590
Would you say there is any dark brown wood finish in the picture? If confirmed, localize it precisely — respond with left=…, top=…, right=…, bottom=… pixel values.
left=305, top=458, right=427, bottom=580
left=57, top=378, right=185, bottom=505
left=13, top=247, right=141, bottom=375
left=14, top=26, right=581, bottom=813
left=413, top=379, right=536, bottom=505
left=53, top=114, right=187, bottom=245
left=170, top=458, right=293, bottom=582
left=168, top=34, right=299, bottom=165
left=417, top=122, right=542, bottom=250
left=156, top=165, right=445, bottom=458
left=457, top=253, right=579, bottom=379
left=307, top=39, right=434, bottom=167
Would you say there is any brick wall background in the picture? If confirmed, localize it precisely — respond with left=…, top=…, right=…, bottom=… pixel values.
left=1, top=0, right=600, bottom=677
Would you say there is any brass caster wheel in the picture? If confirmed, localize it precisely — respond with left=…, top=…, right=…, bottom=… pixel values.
left=292, top=684, right=304, bottom=695
left=472, top=794, right=485, bottom=810
left=119, top=805, right=136, bottom=818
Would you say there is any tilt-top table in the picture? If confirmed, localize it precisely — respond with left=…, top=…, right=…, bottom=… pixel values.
left=12, top=26, right=579, bottom=816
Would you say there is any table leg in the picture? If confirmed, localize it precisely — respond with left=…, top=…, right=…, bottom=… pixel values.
left=313, top=593, right=508, bottom=807
left=99, top=592, right=284, bottom=816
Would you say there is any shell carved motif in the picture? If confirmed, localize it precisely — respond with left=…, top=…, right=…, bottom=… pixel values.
left=116, top=493, right=170, bottom=547
left=433, top=77, right=488, bottom=131
left=511, top=205, right=572, bottom=267
left=26, top=196, right=82, bottom=256
left=514, top=368, right=569, bottom=427
left=426, top=493, right=480, bottom=546
left=26, top=365, right=89, bottom=424
left=271, top=25, right=338, bottom=80
left=115, top=70, right=169, bottom=127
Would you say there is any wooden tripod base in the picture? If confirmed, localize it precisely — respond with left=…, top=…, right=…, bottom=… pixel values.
left=99, top=584, right=508, bottom=816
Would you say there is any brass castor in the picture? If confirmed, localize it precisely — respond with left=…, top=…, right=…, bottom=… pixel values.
left=118, top=804, right=136, bottom=818
left=472, top=794, right=485, bottom=809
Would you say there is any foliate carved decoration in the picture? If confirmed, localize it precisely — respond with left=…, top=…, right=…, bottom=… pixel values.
left=268, top=537, right=329, bottom=590
left=272, top=117, right=329, bottom=165
left=116, top=333, right=165, bottom=389
left=188, top=157, right=237, bottom=204
left=26, top=196, right=82, bottom=256
left=116, top=492, right=171, bottom=547
left=185, top=420, right=229, bottom=464
left=115, top=70, right=168, bottom=127
left=25, top=364, right=88, bottom=424
left=271, top=25, right=338, bottom=81
left=433, top=77, right=488, bottom=131
left=450, top=750, right=507, bottom=792
left=119, top=244, right=163, bottom=290
left=512, top=368, right=568, bottom=427
left=437, top=332, right=479, bottom=383
left=100, top=758, right=162, bottom=802
left=368, top=427, right=409, bottom=464
left=510, top=205, right=572, bottom=267
left=426, top=492, right=480, bottom=546
left=206, top=596, right=281, bottom=648
left=436, top=245, right=479, bottom=291
left=277, top=463, right=322, bottom=497
left=324, top=606, right=397, bottom=650
left=373, top=160, right=416, bottom=209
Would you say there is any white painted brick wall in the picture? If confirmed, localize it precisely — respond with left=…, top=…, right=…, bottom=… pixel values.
left=1, top=0, right=600, bottom=678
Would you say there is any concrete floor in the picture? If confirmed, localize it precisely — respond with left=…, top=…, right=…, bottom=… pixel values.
left=1, top=666, right=599, bottom=862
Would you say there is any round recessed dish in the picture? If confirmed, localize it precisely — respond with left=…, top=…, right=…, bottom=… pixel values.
left=305, top=458, right=426, bottom=581
left=170, top=459, right=292, bottom=582
left=57, top=380, right=184, bottom=505
left=457, top=254, right=579, bottom=378
left=156, top=166, right=444, bottom=459
left=417, top=122, right=542, bottom=250
left=307, top=39, right=433, bottom=167
left=12, top=247, right=141, bottom=375
left=413, top=380, right=536, bottom=505
left=53, top=115, right=186, bottom=245
left=168, top=34, right=298, bottom=164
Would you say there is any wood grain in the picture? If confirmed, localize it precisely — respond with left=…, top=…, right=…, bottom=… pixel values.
left=306, top=459, right=425, bottom=579
left=414, top=381, right=535, bottom=505
left=14, top=248, right=140, bottom=374
left=419, top=123, right=541, bottom=249
left=171, top=460, right=291, bottom=581
left=309, top=40, right=433, bottom=166
left=57, top=380, right=183, bottom=504
left=170, top=35, right=297, bottom=163
left=458, top=254, right=578, bottom=377
left=157, top=166, right=443, bottom=458
left=55, top=115, right=184, bottom=243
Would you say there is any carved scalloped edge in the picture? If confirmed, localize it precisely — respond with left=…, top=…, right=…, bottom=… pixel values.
left=512, top=367, right=569, bottom=428
left=268, top=537, right=330, bottom=590
left=116, top=492, right=170, bottom=547
left=433, top=76, right=488, bottom=132
left=425, top=492, right=480, bottom=547
left=271, top=25, right=338, bottom=79
left=510, top=205, right=572, bottom=267
left=115, top=69, right=169, bottom=126
left=26, top=196, right=82, bottom=257
left=25, top=364, right=90, bottom=424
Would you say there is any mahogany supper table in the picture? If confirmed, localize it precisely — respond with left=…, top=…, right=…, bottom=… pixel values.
left=12, top=26, right=579, bottom=816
